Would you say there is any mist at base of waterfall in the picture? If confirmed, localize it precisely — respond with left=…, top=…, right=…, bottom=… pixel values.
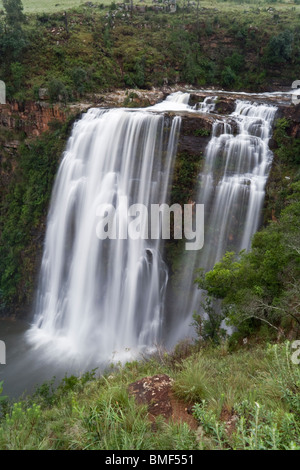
left=0, top=91, right=279, bottom=397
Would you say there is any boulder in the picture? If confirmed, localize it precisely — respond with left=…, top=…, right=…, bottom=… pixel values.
left=38, top=88, right=49, bottom=101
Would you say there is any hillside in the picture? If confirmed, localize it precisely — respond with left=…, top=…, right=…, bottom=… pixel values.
left=0, top=339, right=299, bottom=450
left=1, top=0, right=300, bottom=314
left=1, top=0, right=300, bottom=102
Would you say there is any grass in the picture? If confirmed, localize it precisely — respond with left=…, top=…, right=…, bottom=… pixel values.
left=0, top=0, right=100, bottom=14
left=0, top=339, right=299, bottom=450
left=1, top=0, right=300, bottom=14
left=0, top=0, right=156, bottom=13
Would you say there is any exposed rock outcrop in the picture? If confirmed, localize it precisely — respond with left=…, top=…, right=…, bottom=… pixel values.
left=129, top=374, right=174, bottom=419
left=176, top=111, right=237, bottom=156
left=177, top=113, right=214, bottom=156
left=0, top=101, right=67, bottom=136
left=128, top=374, right=198, bottom=429
left=1, top=88, right=298, bottom=141
left=277, top=102, right=300, bottom=138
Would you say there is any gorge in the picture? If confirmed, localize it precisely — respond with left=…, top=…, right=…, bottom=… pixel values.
left=0, top=88, right=297, bottom=397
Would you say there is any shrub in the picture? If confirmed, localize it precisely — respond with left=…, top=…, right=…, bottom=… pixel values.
left=48, top=78, right=68, bottom=104
left=173, top=355, right=212, bottom=403
left=70, top=67, right=88, bottom=97
left=221, top=66, right=237, bottom=88
left=195, top=181, right=300, bottom=336
left=264, top=30, right=294, bottom=65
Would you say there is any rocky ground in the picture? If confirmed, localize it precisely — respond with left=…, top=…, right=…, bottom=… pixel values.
left=128, top=373, right=199, bottom=430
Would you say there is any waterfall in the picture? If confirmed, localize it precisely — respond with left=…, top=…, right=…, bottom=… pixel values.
left=165, top=91, right=190, bottom=104
left=194, top=96, right=218, bottom=113
left=27, top=104, right=181, bottom=363
left=27, top=91, right=278, bottom=364
left=169, top=99, right=278, bottom=343
left=200, top=100, right=277, bottom=264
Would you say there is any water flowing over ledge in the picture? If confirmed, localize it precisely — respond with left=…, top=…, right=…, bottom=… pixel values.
left=169, top=98, right=278, bottom=344
left=25, top=91, right=278, bottom=368
left=27, top=99, right=183, bottom=365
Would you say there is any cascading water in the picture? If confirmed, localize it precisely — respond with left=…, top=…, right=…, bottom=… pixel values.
left=194, top=96, right=218, bottom=113
left=26, top=91, right=278, bottom=364
left=27, top=104, right=181, bottom=363
left=169, top=99, right=278, bottom=342
left=200, top=100, right=277, bottom=264
left=0, top=90, right=288, bottom=398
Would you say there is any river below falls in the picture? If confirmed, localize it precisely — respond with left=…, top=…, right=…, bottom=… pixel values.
left=0, top=318, right=109, bottom=399
left=0, top=88, right=295, bottom=399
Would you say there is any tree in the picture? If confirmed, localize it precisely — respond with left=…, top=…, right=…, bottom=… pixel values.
left=0, top=0, right=27, bottom=65
left=48, top=78, right=69, bottom=104
left=195, top=184, right=300, bottom=336
left=191, top=295, right=226, bottom=344
left=224, top=52, right=245, bottom=74
left=221, top=66, right=237, bottom=88
left=3, top=0, right=26, bottom=29
left=264, top=30, right=294, bottom=65
left=0, top=29, right=27, bottom=62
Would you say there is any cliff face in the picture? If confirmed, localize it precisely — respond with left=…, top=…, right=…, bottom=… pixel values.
left=0, top=89, right=167, bottom=138
left=177, top=113, right=214, bottom=156
left=1, top=89, right=299, bottom=140
left=278, top=103, right=300, bottom=138
left=0, top=89, right=299, bottom=318
left=0, top=101, right=68, bottom=137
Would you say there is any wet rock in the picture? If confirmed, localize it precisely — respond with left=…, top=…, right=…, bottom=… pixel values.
left=214, top=98, right=236, bottom=115
left=178, top=113, right=213, bottom=155
left=189, top=93, right=205, bottom=107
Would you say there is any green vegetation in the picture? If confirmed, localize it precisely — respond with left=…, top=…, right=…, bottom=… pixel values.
left=170, top=151, right=203, bottom=207
left=1, top=0, right=300, bottom=103
left=194, top=128, right=211, bottom=137
left=0, top=0, right=27, bottom=70
left=0, top=0, right=299, bottom=451
left=195, top=119, right=300, bottom=345
left=0, top=118, right=75, bottom=312
left=273, top=118, right=300, bottom=166
left=0, top=0, right=87, bottom=13
left=0, top=340, right=299, bottom=449
left=2, top=0, right=300, bottom=14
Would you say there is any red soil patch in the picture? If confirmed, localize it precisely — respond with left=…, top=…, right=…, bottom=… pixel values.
left=128, top=374, right=198, bottom=430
